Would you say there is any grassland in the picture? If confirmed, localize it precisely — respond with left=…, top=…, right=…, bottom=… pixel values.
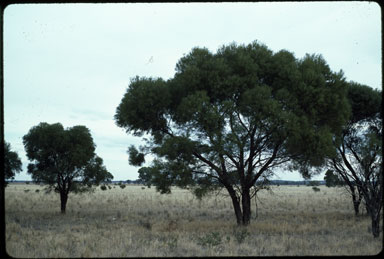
left=4, top=183, right=383, bottom=257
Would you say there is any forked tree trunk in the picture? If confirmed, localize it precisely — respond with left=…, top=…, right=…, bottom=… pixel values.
left=228, top=187, right=243, bottom=225
left=227, top=186, right=252, bottom=226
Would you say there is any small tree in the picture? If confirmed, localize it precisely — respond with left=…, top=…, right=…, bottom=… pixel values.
left=324, top=170, right=344, bottom=187
left=23, top=122, right=113, bottom=213
left=324, top=169, right=363, bottom=215
left=3, top=141, right=22, bottom=186
left=327, top=83, right=382, bottom=237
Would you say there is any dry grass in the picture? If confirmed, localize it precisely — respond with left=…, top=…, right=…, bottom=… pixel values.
left=5, top=183, right=383, bottom=257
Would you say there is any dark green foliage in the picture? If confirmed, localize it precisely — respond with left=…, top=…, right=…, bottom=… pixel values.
left=127, top=145, right=145, bottom=166
left=3, top=141, right=22, bottom=186
left=115, top=77, right=170, bottom=136
left=82, top=156, right=113, bottom=189
left=347, top=82, right=381, bottom=124
left=324, top=170, right=344, bottom=187
left=115, top=40, right=350, bottom=225
left=119, top=181, right=126, bottom=189
left=23, top=122, right=113, bottom=212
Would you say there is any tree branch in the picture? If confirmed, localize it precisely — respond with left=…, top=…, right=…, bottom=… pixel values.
left=192, top=152, right=222, bottom=177
left=249, top=141, right=282, bottom=187
left=337, top=145, right=362, bottom=186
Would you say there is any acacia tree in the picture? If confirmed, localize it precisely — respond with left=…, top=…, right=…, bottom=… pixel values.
left=3, top=141, right=22, bottom=186
left=115, top=41, right=350, bottom=225
left=327, top=82, right=382, bottom=237
left=23, top=122, right=113, bottom=213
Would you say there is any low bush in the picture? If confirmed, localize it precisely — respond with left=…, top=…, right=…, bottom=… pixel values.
left=312, top=186, right=321, bottom=192
left=197, top=231, right=222, bottom=248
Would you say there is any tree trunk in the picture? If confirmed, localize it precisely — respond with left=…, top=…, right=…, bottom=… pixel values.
left=352, top=200, right=360, bottom=216
left=372, top=213, right=380, bottom=238
left=227, top=186, right=252, bottom=226
left=351, top=189, right=362, bottom=216
left=371, top=212, right=380, bottom=238
left=366, top=204, right=381, bottom=238
left=241, top=188, right=251, bottom=225
left=60, top=191, right=68, bottom=214
left=228, top=188, right=243, bottom=225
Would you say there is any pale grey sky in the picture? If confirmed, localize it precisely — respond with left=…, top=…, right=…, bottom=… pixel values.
left=3, top=2, right=381, bottom=181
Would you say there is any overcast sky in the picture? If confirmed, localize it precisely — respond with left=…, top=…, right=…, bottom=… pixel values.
left=3, top=2, right=381, bottom=182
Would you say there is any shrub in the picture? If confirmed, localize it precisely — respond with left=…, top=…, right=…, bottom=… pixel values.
left=100, top=185, right=107, bottom=191
left=312, top=186, right=321, bottom=192
left=233, top=228, right=249, bottom=244
left=197, top=232, right=222, bottom=248
left=166, top=236, right=178, bottom=250
left=138, top=219, right=152, bottom=230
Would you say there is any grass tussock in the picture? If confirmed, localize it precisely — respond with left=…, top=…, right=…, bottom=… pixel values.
left=5, top=184, right=383, bottom=257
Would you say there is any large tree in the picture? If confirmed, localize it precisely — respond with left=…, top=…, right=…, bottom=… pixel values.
left=327, top=82, right=382, bottom=237
left=115, top=41, right=350, bottom=225
left=3, top=141, right=22, bottom=186
left=23, top=122, right=113, bottom=213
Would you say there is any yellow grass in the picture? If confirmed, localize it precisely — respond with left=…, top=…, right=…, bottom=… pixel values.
left=4, top=183, right=383, bottom=257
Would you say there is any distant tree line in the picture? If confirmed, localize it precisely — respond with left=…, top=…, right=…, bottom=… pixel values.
left=125, top=179, right=145, bottom=184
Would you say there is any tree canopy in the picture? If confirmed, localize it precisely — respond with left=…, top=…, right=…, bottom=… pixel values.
left=323, top=169, right=344, bottom=187
left=115, top=41, right=351, bottom=225
left=3, top=141, right=22, bottom=186
left=23, top=122, right=113, bottom=213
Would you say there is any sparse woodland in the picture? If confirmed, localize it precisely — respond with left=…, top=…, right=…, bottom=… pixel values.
left=4, top=41, right=382, bottom=256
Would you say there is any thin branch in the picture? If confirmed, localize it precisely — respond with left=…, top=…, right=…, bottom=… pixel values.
left=191, top=170, right=221, bottom=181
left=250, top=141, right=282, bottom=187
left=236, top=111, right=251, bottom=135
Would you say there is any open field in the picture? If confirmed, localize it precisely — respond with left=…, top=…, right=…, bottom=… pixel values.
left=4, top=183, right=383, bottom=257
